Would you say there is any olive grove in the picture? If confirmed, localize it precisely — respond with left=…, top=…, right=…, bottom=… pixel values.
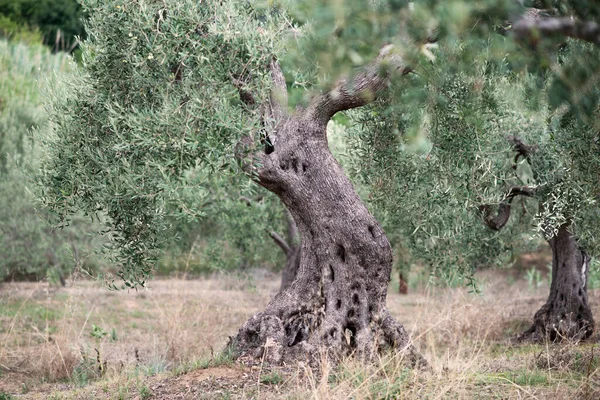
left=38, top=0, right=600, bottom=364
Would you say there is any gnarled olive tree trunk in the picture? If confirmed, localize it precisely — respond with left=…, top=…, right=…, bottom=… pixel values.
left=520, top=224, right=594, bottom=341
left=231, top=56, right=417, bottom=364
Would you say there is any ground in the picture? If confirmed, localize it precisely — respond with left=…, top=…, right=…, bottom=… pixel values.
left=1, top=260, right=599, bottom=399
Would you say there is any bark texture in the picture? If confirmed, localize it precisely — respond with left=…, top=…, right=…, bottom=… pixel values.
left=519, top=224, right=594, bottom=342
left=231, top=58, right=418, bottom=365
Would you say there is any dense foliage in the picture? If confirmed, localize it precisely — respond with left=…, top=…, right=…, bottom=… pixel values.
left=337, top=1, right=600, bottom=287
left=38, top=0, right=290, bottom=288
left=38, top=0, right=600, bottom=291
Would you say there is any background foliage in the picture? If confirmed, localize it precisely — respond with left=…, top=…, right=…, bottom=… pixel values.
left=0, top=0, right=85, bottom=50
left=0, top=39, right=106, bottom=282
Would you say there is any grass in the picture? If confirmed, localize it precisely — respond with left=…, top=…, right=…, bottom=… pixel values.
left=260, top=371, right=284, bottom=385
left=0, top=269, right=599, bottom=399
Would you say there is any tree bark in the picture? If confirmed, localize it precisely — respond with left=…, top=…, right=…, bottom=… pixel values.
left=277, top=209, right=301, bottom=292
left=519, top=224, right=594, bottom=342
left=279, top=244, right=301, bottom=292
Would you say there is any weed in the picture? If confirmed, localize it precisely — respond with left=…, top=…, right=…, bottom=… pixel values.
left=138, top=382, right=153, bottom=399
left=110, top=328, right=118, bottom=342
left=525, top=267, right=544, bottom=290
left=260, top=371, right=283, bottom=385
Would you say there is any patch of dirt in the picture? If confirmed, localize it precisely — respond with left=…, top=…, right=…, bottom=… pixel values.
left=149, top=366, right=285, bottom=399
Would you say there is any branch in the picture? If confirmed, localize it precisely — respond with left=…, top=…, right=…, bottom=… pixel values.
left=270, top=230, right=291, bottom=255
left=284, top=208, right=299, bottom=247
left=234, top=59, right=289, bottom=176
left=268, top=58, right=288, bottom=124
left=508, top=135, right=537, bottom=159
left=307, top=45, right=411, bottom=124
left=513, top=13, right=600, bottom=46
left=239, top=196, right=254, bottom=206
left=480, top=186, right=536, bottom=230
left=508, top=135, right=538, bottom=176
left=232, top=75, right=257, bottom=107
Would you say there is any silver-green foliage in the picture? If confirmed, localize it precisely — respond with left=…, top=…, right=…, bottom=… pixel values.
left=39, top=0, right=288, bottom=288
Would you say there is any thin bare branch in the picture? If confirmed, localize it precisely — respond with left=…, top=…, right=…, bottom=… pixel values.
left=270, top=230, right=291, bottom=255
left=239, top=196, right=253, bottom=206
left=284, top=209, right=299, bottom=246
left=231, top=75, right=257, bottom=107
left=268, top=58, right=288, bottom=124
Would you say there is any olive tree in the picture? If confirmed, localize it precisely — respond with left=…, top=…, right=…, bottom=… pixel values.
left=39, top=0, right=598, bottom=364
left=38, top=0, right=427, bottom=364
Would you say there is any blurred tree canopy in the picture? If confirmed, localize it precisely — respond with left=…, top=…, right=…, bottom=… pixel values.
left=0, top=0, right=86, bottom=50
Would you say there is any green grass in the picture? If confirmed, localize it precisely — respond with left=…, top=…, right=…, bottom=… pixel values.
left=260, top=371, right=283, bottom=385
left=476, top=369, right=550, bottom=386
left=0, top=299, right=61, bottom=334
left=178, top=347, right=236, bottom=375
left=488, top=343, right=542, bottom=358
left=138, top=382, right=153, bottom=399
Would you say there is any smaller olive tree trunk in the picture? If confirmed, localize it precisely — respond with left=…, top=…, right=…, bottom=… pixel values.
left=482, top=192, right=594, bottom=341
left=519, top=224, right=594, bottom=341
left=398, top=272, right=408, bottom=295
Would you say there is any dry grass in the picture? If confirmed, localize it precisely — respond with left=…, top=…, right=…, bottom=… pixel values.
left=0, top=268, right=599, bottom=399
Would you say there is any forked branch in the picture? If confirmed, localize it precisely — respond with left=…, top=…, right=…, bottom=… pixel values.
left=508, top=134, right=537, bottom=168
left=480, top=186, right=536, bottom=230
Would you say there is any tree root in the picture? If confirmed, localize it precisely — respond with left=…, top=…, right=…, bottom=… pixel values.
left=229, top=304, right=426, bottom=369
